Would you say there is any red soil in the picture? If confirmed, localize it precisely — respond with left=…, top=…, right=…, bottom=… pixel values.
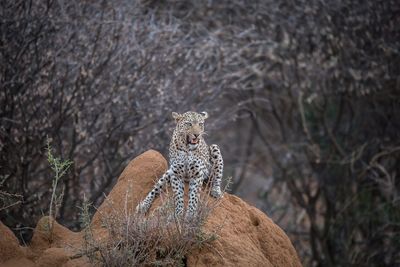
left=0, top=150, right=301, bottom=267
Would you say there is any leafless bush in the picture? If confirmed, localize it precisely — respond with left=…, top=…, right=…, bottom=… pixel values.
left=208, top=1, right=400, bottom=266
left=0, top=175, right=22, bottom=211
left=75, top=185, right=222, bottom=267
left=0, top=0, right=225, bottom=240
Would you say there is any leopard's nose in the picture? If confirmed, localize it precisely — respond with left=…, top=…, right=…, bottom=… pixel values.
left=194, top=133, right=199, bottom=138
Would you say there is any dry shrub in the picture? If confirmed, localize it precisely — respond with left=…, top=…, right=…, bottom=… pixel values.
left=77, top=183, right=224, bottom=267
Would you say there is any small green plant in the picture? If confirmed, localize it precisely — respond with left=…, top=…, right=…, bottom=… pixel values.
left=46, top=137, right=73, bottom=240
left=76, top=194, right=98, bottom=262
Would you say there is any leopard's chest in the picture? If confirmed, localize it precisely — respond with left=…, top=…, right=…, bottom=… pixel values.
left=173, top=149, right=207, bottom=165
left=170, top=149, right=209, bottom=180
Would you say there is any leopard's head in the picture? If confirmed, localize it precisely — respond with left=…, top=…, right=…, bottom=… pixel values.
left=172, top=111, right=208, bottom=150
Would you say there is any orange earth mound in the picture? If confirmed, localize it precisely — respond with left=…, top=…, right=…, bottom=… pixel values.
left=0, top=150, right=302, bottom=267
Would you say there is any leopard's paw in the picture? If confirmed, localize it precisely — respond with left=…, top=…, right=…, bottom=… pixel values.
left=210, top=187, right=223, bottom=198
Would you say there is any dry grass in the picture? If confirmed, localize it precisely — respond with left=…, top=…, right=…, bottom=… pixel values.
left=76, top=181, right=227, bottom=267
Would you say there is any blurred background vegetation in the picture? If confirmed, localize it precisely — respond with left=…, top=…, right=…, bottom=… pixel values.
left=1, top=0, right=399, bottom=266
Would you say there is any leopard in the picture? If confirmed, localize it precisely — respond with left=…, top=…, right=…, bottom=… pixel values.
left=136, top=111, right=223, bottom=218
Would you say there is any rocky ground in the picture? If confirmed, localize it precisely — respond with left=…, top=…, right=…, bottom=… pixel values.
left=0, top=150, right=301, bottom=267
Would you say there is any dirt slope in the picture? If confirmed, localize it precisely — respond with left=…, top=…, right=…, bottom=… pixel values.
left=0, top=150, right=301, bottom=267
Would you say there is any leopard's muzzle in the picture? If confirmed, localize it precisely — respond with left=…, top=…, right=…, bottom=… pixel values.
left=187, top=134, right=200, bottom=149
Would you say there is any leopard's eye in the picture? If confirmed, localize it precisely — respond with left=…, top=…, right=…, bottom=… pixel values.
left=185, top=122, right=192, bottom=127
left=199, top=123, right=204, bottom=127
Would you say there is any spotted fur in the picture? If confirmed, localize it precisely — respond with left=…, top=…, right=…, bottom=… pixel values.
left=136, top=111, right=223, bottom=218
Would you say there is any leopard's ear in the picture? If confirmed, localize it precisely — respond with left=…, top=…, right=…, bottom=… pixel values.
left=200, top=111, right=208, bottom=119
left=172, top=112, right=182, bottom=123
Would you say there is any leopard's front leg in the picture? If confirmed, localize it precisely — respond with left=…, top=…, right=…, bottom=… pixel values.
left=186, top=163, right=204, bottom=219
left=209, top=144, right=223, bottom=198
left=171, top=175, right=184, bottom=217
left=136, top=169, right=172, bottom=214
left=167, top=162, right=186, bottom=217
